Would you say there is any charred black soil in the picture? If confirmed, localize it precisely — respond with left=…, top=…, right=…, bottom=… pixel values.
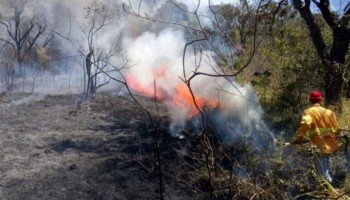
left=1, top=92, right=348, bottom=200
left=0, top=92, right=196, bottom=200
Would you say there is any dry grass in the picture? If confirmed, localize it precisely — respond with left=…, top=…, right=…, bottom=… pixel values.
left=1, top=92, right=349, bottom=199
left=339, top=99, right=350, bottom=130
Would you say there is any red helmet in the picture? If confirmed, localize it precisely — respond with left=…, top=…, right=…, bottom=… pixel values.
left=309, top=90, right=323, bottom=101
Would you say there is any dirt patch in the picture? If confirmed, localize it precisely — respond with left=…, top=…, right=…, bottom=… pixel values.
left=0, top=92, right=195, bottom=200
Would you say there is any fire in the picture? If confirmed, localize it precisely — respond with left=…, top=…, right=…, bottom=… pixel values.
left=126, top=65, right=168, bottom=101
left=126, top=67, right=219, bottom=117
left=173, top=84, right=218, bottom=116
left=126, top=73, right=167, bottom=101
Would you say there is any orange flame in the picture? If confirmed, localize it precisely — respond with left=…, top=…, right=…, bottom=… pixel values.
left=126, top=65, right=219, bottom=117
left=173, top=84, right=218, bottom=117
left=126, top=73, right=167, bottom=101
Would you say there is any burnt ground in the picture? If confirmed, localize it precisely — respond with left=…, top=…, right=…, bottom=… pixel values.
left=0, top=92, right=200, bottom=200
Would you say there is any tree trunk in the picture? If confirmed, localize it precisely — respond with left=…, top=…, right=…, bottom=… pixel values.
left=324, top=62, right=343, bottom=112
left=346, top=81, right=350, bottom=98
left=292, top=0, right=350, bottom=111
left=330, top=28, right=350, bottom=64
left=85, top=51, right=93, bottom=98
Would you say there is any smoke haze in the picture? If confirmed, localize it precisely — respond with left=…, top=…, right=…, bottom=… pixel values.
left=123, top=27, right=273, bottom=147
left=0, top=0, right=274, bottom=146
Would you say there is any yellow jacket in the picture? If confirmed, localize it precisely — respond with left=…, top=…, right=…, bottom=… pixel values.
left=296, top=103, right=339, bottom=154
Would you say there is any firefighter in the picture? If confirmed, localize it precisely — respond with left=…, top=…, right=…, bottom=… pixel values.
left=294, top=90, right=339, bottom=183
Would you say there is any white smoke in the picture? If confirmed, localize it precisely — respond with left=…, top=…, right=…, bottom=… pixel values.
left=123, top=29, right=184, bottom=87
left=179, top=0, right=236, bottom=13
left=0, top=0, right=275, bottom=147
left=123, top=28, right=274, bottom=147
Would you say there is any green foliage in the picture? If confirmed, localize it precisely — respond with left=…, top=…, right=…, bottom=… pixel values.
left=188, top=1, right=350, bottom=199
left=210, top=0, right=350, bottom=134
left=247, top=18, right=324, bottom=133
left=339, top=99, right=350, bottom=129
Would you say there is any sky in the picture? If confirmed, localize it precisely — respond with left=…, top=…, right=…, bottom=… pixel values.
left=330, top=0, right=349, bottom=14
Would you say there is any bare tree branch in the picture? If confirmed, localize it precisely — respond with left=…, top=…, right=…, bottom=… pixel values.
left=122, top=3, right=203, bottom=32
left=292, top=0, right=329, bottom=61
left=312, top=0, right=338, bottom=28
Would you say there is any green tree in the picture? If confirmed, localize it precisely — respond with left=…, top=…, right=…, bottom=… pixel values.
left=254, top=16, right=322, bottom=130
left=291, top=0, right=350, bottom=111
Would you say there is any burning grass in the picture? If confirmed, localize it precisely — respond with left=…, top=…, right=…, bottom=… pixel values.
left=93, top=92, right=350, bottom=199
left=0, top=92, right=349, bottom=199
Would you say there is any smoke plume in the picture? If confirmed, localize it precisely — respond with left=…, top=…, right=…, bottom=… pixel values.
left=123, top=28, right=274, bottom=148
left=0, top=0, right=275, bottom=147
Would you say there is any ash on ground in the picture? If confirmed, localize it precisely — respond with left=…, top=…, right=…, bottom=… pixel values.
left=0, top=92, right=197, bottom=200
